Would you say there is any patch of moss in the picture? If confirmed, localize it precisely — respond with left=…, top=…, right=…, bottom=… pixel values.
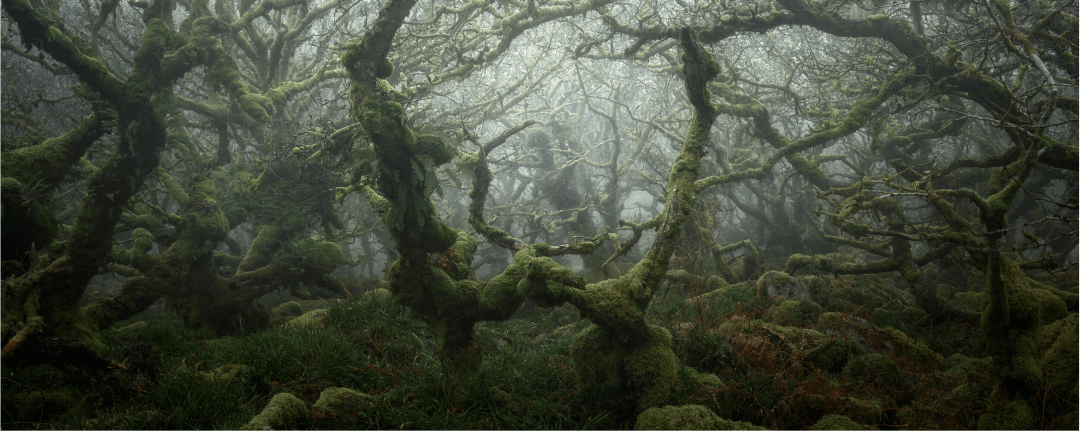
left=284, top=309, right=329, bottom=328
left=809, top=413, right=866, bottom=430
left=572, top=324, right=682, bottom=416
left=844, top=353, right=908, bottom=392
left=766, top=299, right=823, bottom=327
left=312, top=387, right=374, bottom=415
left=240, top=392, right=309, bottom=430
left=1037, top=314, right=1078, bottom=420
left=978, top=386, right=1035, bottom=430
left=841, top=395, right=895, bottom=426
left=634, top=404, right=765, bottom=430
left=272, top=301, right=303, bottom=317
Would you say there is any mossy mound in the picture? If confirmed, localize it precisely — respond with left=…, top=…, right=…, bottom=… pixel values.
left=843, top=353, right=909, bottom=394
left=81, top=280, right=124, bottom=306
left=312, top=387, right=375, bottom=418
left=199, top=364, right=252, bottom=384
left=816, top=312, right=943, bottom=367
left=272, top=301, right=303, bottom=317
left=766, top=299, right=823, bottom=327
left=809, top=413, right=866, bottom=430
left=284, top=309, right=329, bottom=328
left=1036, top=314, right=1079, bottom=426
left=240, top=392, right=309, bottom=430
left=572, top=324, right=681, bottom=416
left=802, top=274, right=920, bottom=328
left=757, top=271, right=809, bottom=302
left=8, top=388, right=81, bottom=422
left=634, top=404, right=765, bottom=430
left=805, top=338, right=867, bottom=373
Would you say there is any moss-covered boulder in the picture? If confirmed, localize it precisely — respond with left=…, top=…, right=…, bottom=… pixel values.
left=817, top=312, right=943, bottom=367
left=199, top=364, right=252, bottom=384
left=766, top=299, right=823, bottom=327
left=809, top=414, right=866, bottom=430
left=841, top=395, right=895, bottom=426
left=757, top=271, right=809, bottom=302
left=681, top=281, right=753, bottom=309
left=634, top=404, right=764, bottom=430
left=1037, top=314, right=1078, bottom=427
left=844, top=353, right=908, bottom=393
left=240, top=392, right=309, bottom=430
left=272, top=301, right=303, bottom=317
left=572, top=324, right=681, bottom=415
left=804, top=274, right=921, bottom=328
left=8, top=388, right=81, bottom=422
left=312, top=387, right=375, bottom=417
left=977, top=388, right=1035, bottom=430
left=805, top=338, right=867, bottom=373
left=360, top=287, right=391, bottom=303
left=284, top=308, right=329, bottom=328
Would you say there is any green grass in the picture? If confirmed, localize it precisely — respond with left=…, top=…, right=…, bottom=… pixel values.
left=1, top=272, right=1016, bottom=430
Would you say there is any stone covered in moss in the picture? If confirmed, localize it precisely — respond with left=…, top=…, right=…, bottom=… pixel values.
left=806, top=338, right=867, bottom=373
left=284, top=308, right=329, bottom=328
left=766, top=299, right=823, bottom=327
left=681, top=281, right=753, bottom=309
left=313, top=387, right=374, bottom=415
left=809, top=414, right=866, bottom=430
left=360, top=287, right=392, bottom=303
left=1036, top=314, right=1078, bottom=426
left=841, top=395, right=895, bottom=426
left=272, top=301, right=303, bottom=317
left=634, top=404, right=765, bottom=430
left=200, top=364, right=252, bottom=383
left=572, top=324, right=681, bottom=414
left=805, top=275, right=920, bottom=328
left=300, top=240, right=344, bottom=275
left=240, top=392, right=309, bottom=430
left=757, top=271, right=809, bottom=301
left=977, top=387, right=1035, bottom=430
left=843, top=353, right=908, bottom=393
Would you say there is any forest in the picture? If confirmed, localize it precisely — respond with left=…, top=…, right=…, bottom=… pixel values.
left=0, top=0, right=1077, bottom=428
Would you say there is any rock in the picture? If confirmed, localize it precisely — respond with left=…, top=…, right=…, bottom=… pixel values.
left=809, top=414, right=865, bottom=430
left=240, top=392, right=308, bottom=430
left=766, top=299, right=823, bottom=327
left=272, top=301, right=303, bottom=317
left=634, top=405, right=764, bottom=430
left=115, top=321, right=148, bottom=332
left=200, top=364, right=252, bottom=384
left=313, top=387, right=374, bottom=416
left=757, top=271, right=810, bottom=302
left=360, top=288, right=391, bottom=303
left=284, top=309, right=329, bottom=328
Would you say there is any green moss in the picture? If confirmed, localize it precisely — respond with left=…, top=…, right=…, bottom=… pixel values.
left=978, top=387, right=1035, bottom=430
left=841, top=395, right=895, bottom=425
left=809, top=414, right=865, bottom=430
left=240, top=392, right=309, bottom=430
left=312, top=387, right=374, bottom=415
left=301, top=240, right=343, bottom=275
left=284, top=309, right=329, bottom=328
left=200, top=364, right=252, bottom=383
left=766, top=299, right=823, bottom=327
left=844, top=353, right=907, bottom=391
left=806, top=338, right=867, bottom=373
left=272, top=301, right=303, bottom=317
left=1037, top=314, right=1078, bottom=419
left=634, top=404, right=765, bottom=430
left=1033, top=289, right=1068, bottom=324
left=572, top=324, right=682, bottom=415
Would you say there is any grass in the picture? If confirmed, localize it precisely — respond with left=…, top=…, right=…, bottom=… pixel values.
left=0, top=271, right=1032, bottom=430
left=2, top=294, right=619, bottom=429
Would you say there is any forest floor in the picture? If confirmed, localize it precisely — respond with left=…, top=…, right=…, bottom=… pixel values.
left=2, top=269, right=1076, bottom=429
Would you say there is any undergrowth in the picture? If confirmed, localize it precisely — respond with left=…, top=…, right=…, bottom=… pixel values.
left=0, top=271, right=1040, bottom=429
